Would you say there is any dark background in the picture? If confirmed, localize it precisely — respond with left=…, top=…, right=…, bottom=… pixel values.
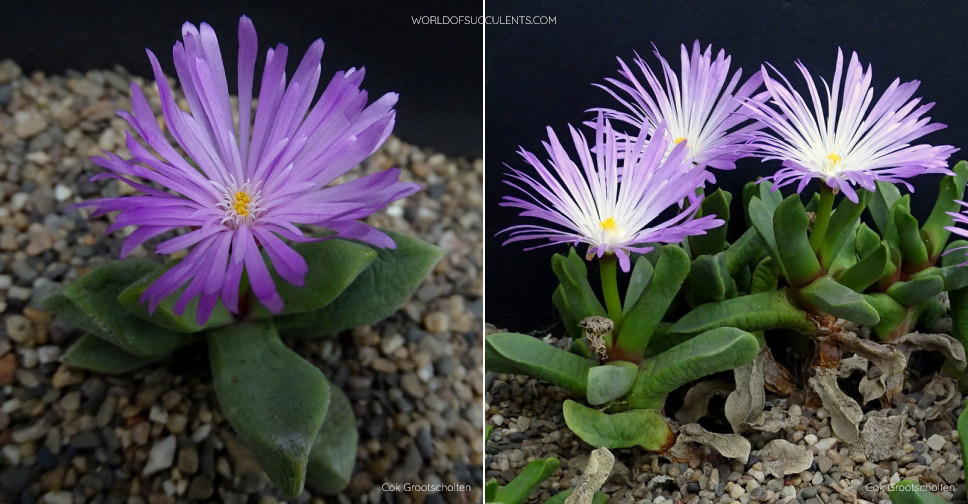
left=0, top=0, right=483, bottom=157
left=486, top=0, right=968, bottom=332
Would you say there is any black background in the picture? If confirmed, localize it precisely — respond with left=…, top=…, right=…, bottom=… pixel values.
left=0, top=0, right=483, bottom=157
left=486, top=0, right=968, bottom=332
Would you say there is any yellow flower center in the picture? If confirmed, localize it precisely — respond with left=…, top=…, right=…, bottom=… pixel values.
left=600, top=217, right=617, bottom=232
left=232, top=191, right=251, bottom=217
left=827, top=152, right=842, bottom=166
left=674, top=137, right=687, bottom=145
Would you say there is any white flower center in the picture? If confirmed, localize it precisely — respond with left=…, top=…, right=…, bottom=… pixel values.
left=821, top=151, right=843, bottom=176
left=595, top=216, right=628, bottom=249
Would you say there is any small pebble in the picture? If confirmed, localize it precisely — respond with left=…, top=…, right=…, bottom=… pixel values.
left=927, top=434, right=946, bottom=451
left=143, top=435, right=176, bottom=475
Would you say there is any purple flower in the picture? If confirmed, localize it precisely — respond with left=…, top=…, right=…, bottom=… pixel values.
left=81, top=16, right=419, bottom=324
left=500, top=114, right=723, bottom=272
left=745, top=48, right=957, bottom=202
left=594, top=41, right=766, bottom=173
left=946, top=202, right=968, bottom=257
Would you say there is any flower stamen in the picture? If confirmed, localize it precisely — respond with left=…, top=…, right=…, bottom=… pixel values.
left=674, top=137, right=687, bottom=145
left=218, top=185, right=265, bottom=227
left=600, top=217, right=617, bottom=232
left=827, top=152, right=842, bottom=166
left=233, top=191, right=251, bottom=217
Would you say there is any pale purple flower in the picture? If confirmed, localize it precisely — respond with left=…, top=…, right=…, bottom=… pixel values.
left=500, top=114, right=723, bottom=272
left=81, top=16, right=419, bottom=324
left=745, top=48, right=957, bottom=202
left=946, top=202, right=968, bottom=259
left=594, top=41, right=766, bottom=173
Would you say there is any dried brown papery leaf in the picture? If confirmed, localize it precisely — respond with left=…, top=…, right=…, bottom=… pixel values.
left=829, top=331, right=905, bottom=401
left=564, top=447, right=615, bottom=504
left=674, top=380, right=732, bottom=425
left=725, top=351, right=766, bottom=433
left=893, top=332, right=966, bottom=370
left=754, top=439, right=813, bottom=477
left=748, top=407, right=799, bottom=433
left=858, top=414, right=905, bottom=462
left=674, top=423, right=751, bottom=464
left=809, top=367, right=863, bottom=444
left=760, top=346, right=796, bottom=395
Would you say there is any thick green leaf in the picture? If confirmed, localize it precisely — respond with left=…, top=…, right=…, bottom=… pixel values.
left=951, top=286, right=968, bottom=352
left=492, top=458, right=560, bottom=504
left=958, top=399, right=968, bottom=494
left=553, top=286, right=583, bottom=342
left=940, top=240, right=968, bottom=290
left=248, top=239, right=377, bottom=318
left=835, top=242, right=891, bottom=292
left=641, top=323, right=680, bottom=358
left=825, top=219, right=861, bottom=276
left=921, top=160, right=968, bottom=259
left=774, top=195, right=823, bottom=286
left=306, top=385, right=357, bottom=495
left=947, top=241, right=968, bottom=348
left=552, top=249, right=608, bottom=332
left=881, top=195, right=911, bottom=254
left=624, top=256, right=653, bottom=314
left=562, top=400, right=672, bottom=450
left=486, top=332, right=595, bottom=395
left=626, top=327, right=759, bottom=409
left=755, top=180, right=784, bottom=210
left=275, top=232, right=443, bottom=335
left=936, top=265, right=968, bottom=291
left=886, top=276, right=944, bottom=307
left=888, top=479, right=952, bottom=504
left=918, top=298, right=946, bottom=330
left=61, top=333, right=168, bottom=374
left=819, top=191, right=870, bottom=269
left=543, top=249, right=609, bottom=340
left=684, top=253, right=736, bottom=307
left=749, top=257, right=780, bottom=294
left=485, top=480, right=498, bottom=502
left=748, top=197, right=781, bottom=265
left=41, top=260, right=193, bottom=356
left=855, top=223, right=882, bottom=256
left=670, top=289, right=815, bottom=335
left=724, top=227, right=767, bottom=276
left=119, top=239, right=377, bottom=331
left=586, top=361, right=638, bottom=405
left=942, top=240, right=968, bottom=268
left=798, top=275, right=879, bottom=325
left=864, top=293, right=918, bottom=341
left=117, top=261, right=235, bottom=333
left=616, top=246, right=691, bottom=359
left=741, top=181, right=759, bottom=227
left=208, top=320, right=330, bottom=497
left=870, top=180, right=902, bottom=234
left=688, top=189, right=731, bottom=257
left=894, top=205, right=930, bottom=271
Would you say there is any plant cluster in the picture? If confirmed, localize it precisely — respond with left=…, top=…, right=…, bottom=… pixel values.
left=488, top=41, right=968, bottom=499
left=44, top=16, right=442, bottom=496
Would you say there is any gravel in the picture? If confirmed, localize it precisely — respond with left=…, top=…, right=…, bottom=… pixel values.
left=486, top=327, right=967, bottom=504
left=0, top=60, right=482, bottom=503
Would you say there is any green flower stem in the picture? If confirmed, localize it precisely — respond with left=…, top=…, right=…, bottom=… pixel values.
left=809, top=184, right=836, bottom=253
left=599, top=254, right=623, bottom=328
